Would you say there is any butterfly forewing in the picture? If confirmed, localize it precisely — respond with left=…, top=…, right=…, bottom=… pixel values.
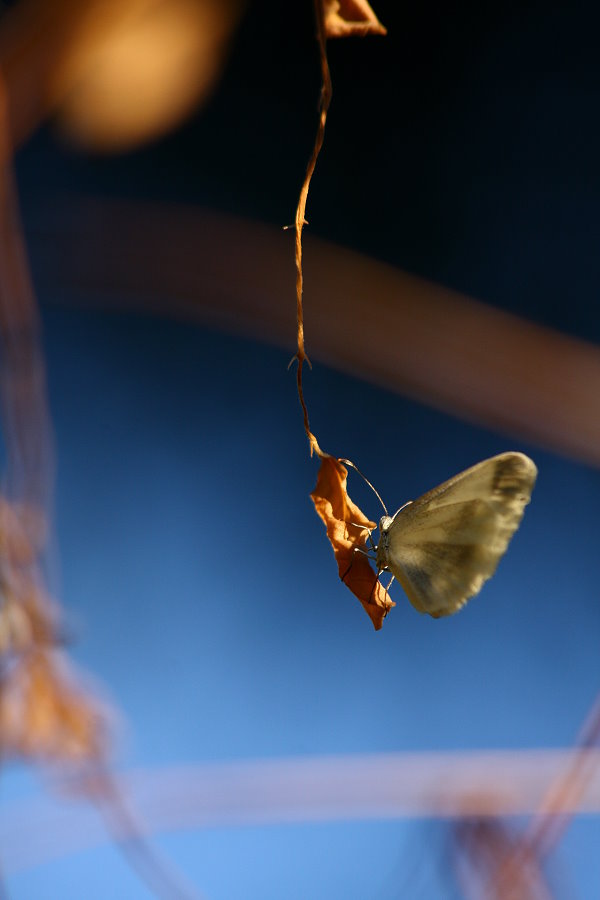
left=376, top=452, right=537, bottom=617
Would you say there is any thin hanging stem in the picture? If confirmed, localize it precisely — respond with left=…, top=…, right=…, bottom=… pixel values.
left=292, top=0, right=332, bottom=457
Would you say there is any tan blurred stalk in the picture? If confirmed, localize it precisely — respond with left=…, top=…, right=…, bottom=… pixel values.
left=30, top=196, right=600, bottom=467
left=0, top=83, right=53, bottom=515
left=1, top=748, right=600, bottom=874
left=481, top=693, right=600, bottom=899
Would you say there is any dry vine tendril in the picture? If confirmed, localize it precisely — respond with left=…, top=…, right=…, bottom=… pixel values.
left=289, top=0, right=390, bottom=629
left=290, top=4, right=536, bottom=631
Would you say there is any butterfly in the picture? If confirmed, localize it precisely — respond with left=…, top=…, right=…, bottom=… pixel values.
left=371, top=452, right=537, bottom=618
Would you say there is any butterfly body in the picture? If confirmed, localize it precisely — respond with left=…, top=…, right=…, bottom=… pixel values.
left=375, top=452, right=537, bottom=617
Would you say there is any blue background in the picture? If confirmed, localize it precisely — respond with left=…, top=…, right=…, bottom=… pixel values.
left=3, top=1, right=600, bottom=897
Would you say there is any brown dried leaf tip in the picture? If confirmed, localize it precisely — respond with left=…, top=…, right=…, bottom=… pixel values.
left=323, top=0, right=387, bottom=38
left=310, top=452, right=394, bottom=629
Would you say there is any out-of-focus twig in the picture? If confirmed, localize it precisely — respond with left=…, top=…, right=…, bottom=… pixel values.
left=452, top=819, right=554, bottom=900
left=27, top=196, right=600, bottom=468
left=526, top=693, right=600, bottom=856
left=0, top=78, right=53, bottom=516
left=0, top=75, right=201, bottom=900
left=481, top=692, right=600, bottom=899
left=82, top=768, right=204, bottom=900
left=2, top=747, right=600, bottom=875
left=445, top=692, right=600, bottom=900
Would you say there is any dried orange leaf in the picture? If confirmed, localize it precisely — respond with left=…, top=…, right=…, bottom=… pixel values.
left=310, top=452, right=394, bottom=629
left=323, top=0, right=387, bottom=38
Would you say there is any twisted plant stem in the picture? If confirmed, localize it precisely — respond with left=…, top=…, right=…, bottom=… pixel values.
left=292, top=0, right=332, bottom=458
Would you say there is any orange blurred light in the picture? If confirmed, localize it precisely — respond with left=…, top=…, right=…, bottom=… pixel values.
left=51, top=0, right=243, bottom=152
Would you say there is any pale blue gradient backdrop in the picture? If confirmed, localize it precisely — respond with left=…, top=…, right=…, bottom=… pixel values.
left=2, top=307, right=599, bottom=897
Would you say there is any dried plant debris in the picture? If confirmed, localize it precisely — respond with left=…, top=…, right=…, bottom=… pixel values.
left=0, top=499, right=107, bottom=763
left=323, top=0, right=387, bottom=37
left=311, top=452, right=394, bottom=630
left=0, top=649, right=106, bottom=761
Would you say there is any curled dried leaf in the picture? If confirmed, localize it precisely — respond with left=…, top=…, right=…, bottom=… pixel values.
left=323, top=0, right=387, bottom=38
left=310, top=451, right=393, bottom=629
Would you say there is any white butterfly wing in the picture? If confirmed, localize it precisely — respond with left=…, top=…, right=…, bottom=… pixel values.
left=376, top=452, right=537, bottom=617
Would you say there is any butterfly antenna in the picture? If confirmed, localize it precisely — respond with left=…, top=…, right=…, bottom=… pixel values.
left=339, top=458, right=388, bottom=516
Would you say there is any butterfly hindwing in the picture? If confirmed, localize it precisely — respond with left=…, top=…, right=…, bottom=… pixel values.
left=376, top=453, right=537, bottom=617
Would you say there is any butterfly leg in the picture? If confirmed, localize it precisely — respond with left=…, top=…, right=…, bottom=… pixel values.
left=369, top=567, right=387, bottom=602
left=368, top=570, right=395, bottom=613
left=341, top=542, right=377, bottom=583
left=353, top=545, right=376, bottom=560
left=347, top=521, right=374, bottom=541
left=347, top=522, right=377, bottom=558
left=365, top=530, right=377, bottom=553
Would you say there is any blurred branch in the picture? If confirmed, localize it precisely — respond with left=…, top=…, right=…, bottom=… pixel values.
left=2, top=748, right=600, bottom=874
left=83, top=768, right=204, bottom=900
left=451, top=819, right=554, bottom=900
left=28, top=195, right=600, bottom=467
left=0, top=81, right=53, bottom=513
left=477, top=693, right=600, bottom=899
left=0, top=70, right=202, bottom=900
